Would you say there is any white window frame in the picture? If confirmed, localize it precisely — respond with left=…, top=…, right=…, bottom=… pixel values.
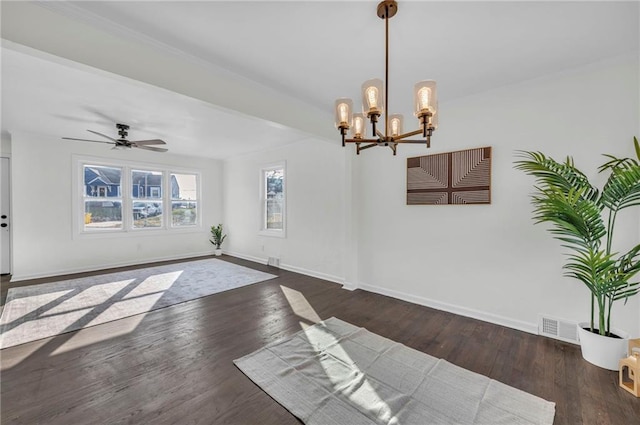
left=72, top=155, right=202, bottom=239
left=259, top=161, right=286, bottom=238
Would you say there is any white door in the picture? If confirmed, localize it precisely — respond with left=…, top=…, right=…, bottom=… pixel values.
left=1, top=157, right=10, bottom=274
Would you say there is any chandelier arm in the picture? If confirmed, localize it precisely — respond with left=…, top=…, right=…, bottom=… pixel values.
left=358, top=143, right=378, bottom=152
left=376, top=129, right=385, bottom=140
left=392, top=129, right=423, bottom=141
left=394, top=139, right=433, bottom=144
left=345, top=138, right=380, bottom=144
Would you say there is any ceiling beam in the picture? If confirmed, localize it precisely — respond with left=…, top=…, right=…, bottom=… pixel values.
left=1, top=2, right=334, bottom=140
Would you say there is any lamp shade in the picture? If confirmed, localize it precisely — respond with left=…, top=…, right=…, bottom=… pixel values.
left=413, top=80, right=437, bottom=118
left=388, top=114, right=404, bottom=137
left=351, top=113, right=366, bottom=139
left=334, top=98, right=353, bottom=129
left=430, top=104, right=439, bottom=129
left=361, top=79, right=384, bottom=116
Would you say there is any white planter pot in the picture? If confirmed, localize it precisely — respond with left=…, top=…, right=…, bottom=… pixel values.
left=214, top=248, right=222, bottom=256
left=577, top=322, right=629, bottom=370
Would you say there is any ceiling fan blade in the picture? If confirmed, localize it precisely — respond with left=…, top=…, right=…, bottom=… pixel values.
left=87, top=130, right=118, bottom=142
left=62, top=137, right=115, bottom=145
left=132, top=139, right=166, bottom=146
left=135, top=145, right=168, bottom=153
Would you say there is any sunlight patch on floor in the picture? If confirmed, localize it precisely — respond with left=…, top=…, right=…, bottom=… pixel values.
left=302, top=324, right=395, bottom=423
left=50, top=271, right=182, bottom=355
left=46, top=280, right=134, bottom=315
left=84, top=272, right=181, bottom=328
left=3, top=289, right=75, bottom=324
left=279, top=285, right=393, bottom=422
left=0, top=338, right=50, bottom=370
left=50, top=313, right=146, bottom=356
left=123, top=271, right=182, bottom=299
left=280, top=285, right=321, bottom=324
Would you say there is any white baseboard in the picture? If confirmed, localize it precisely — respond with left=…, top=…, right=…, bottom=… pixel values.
left=223, top=250, right=344, bottom=285
left=341, top=281, right=358, bottom=291
left=279, top=263, right=343, bottom=285
left=10, top=250, right=214, bottom=282
left=23, top=247, right=537, bottom=336
left=223, top=250, right=268, bottom=265
left=357, top=281, right=538, bottom=335
left=223, top=253, right=536, bottom=335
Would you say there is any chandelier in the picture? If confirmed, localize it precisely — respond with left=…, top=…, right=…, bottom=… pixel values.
left=334, top=0, right=438, bottom=156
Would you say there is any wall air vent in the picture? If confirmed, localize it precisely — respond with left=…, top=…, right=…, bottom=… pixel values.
left=267, top=257, right=280, bottom=268
left=538, top=315, right=579, bottom=344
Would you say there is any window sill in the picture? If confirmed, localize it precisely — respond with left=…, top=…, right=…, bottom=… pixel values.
left=258, top=229, right=286, bottom=239
left=75, top=225, right=203, bottom=240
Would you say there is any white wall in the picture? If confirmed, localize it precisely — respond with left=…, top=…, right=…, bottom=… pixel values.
left=10, top=131, right=223, bottom=280
left=10, top=53, right=638, bottom=339
left=355, top=54, right=640, bottom=336
left=223, top=138, right=345, bottom=283
left=1, top=132, right=11, bottom=155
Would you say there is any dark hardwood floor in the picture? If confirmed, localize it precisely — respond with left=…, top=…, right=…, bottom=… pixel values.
left=1, top=256, right=638, bottom=424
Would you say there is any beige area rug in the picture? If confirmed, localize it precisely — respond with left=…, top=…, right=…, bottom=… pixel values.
left=0, top=259, right=276, bottom=349
left=235, top=317, right=556, bottom=425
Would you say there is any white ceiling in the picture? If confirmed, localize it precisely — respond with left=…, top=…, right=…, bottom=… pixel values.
left=1, top=47, right=312, bottom=159
left=2, top=1, right=638, bottom=159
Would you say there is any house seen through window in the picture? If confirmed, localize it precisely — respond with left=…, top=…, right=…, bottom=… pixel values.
left=83, top=165, right=123, bottom=230
left=132, top=169, right=163, bottom=229
left=80, top=162, right=200, bottom=233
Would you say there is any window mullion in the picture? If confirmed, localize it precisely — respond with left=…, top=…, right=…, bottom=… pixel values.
left=123, top=165, right=132, bottom=230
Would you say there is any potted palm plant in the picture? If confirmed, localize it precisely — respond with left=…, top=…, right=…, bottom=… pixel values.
left=515, top=137, right=640, bottom=370
left=210, top=224, right=227, bottom=256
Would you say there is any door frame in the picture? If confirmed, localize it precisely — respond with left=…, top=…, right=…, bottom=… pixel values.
left=1, top=155, right=12, bottom=275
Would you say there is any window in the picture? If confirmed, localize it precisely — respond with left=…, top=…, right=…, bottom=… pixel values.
left=260, top=162, right=285, bottom=237
left=131, top=169, right=163, bottom=229
left=75, top=157, right=201, bottom=236
left=171, top=173, right=198, bottom=227
left=83, top=165, right=123, bottom=231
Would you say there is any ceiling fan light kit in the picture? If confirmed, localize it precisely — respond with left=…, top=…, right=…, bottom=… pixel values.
left=335, top=0, right=438, bottom=156
left=62, top=123, right=168, bottom=153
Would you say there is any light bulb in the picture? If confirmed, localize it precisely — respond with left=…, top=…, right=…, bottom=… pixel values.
left=354, top=116, right=364, bottom=137
left=388, top=114, right=403, bottom=137
left=391, top=118, right=400, bottom=136
left=418, top=87, right=431, bottom=112
left=366, top=86, right=379, bottom=109
left=334, top=98, right=353, bottom=130
left=338, top=103, right=349, bottom=124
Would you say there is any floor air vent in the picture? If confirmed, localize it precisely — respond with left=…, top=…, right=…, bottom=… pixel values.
left=538, top=315, right=579, bottom=344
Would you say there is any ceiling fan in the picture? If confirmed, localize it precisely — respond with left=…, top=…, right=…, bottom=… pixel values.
left=63, top=123, right=168, bottom=152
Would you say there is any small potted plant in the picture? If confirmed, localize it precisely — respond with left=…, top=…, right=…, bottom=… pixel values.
left=515, top=137, right=640, bottom=370
left=210, top=224, right=227, bottom=256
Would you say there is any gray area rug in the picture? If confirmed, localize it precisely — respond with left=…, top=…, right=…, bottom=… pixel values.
left=0, top=259, right=276, bottom=349
left=235, top=317, right=556, bottom=425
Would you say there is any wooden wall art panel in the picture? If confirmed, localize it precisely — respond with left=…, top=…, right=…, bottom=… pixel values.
left=407, top=147, right=491, bottom=205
